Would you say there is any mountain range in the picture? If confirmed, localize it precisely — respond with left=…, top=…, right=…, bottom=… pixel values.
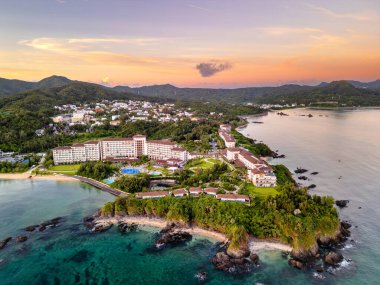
left=0, top=75, right=379, bottom=106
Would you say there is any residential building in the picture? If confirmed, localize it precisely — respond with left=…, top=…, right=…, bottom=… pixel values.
left=216, top=194, right=250, bottom=203
left=189, top=187, right=203, bottom=196
left=136, top=191, right=170, bottom=199
left=204, top=187, right=218, bottom=196
left=172, top=188, right=188, bottom=197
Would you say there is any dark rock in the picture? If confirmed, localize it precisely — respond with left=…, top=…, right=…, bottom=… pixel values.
left=310, top=172, right=319, bottom=175
left=288, top=258, right=304, bottom=269
left=0, top=237, right=12, bottom=249
left=24, top=225, right=39, bottom=232
left=291, top=244, right=319, bottom=263
left=38, top=225, right=47, bottom=232
left=249, top=253, right=259, bottom=265
left=118, top=222, right=138, bottom=233
left=41, top=217, right=63, bottom=228
left=92, top=223, right=112, bottom=233
left=358, top=206, right=362, bottom=209
left=160, top=222, right=177, bottom=234
left=335, top=200, right=349, bottom=208
left=195, top=271, right=207, bottom=282
left=212, top=252, right=232, bottom=271
left=295, top=168, right=308, bottom=174
left=307, top=184, right=316, bottom=189
left=341, top=221, right=352, bottom=230
left=16, top=236, right=28, bottom=243
left=156, top=230, right=192, bottom=246
left=298, top=176, right=309, bottom=180
left=324, top=252, right=343, bottom=266
left=315, top=264, right=324, bottom=273
left=212, top=251, right=251, bottom=273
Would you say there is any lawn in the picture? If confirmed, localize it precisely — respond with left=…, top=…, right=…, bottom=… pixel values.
left=49, top=164, right=81, bottom=175
left=244, top=183, right=279, bottom=200
left=187, top=157, right=221, bottom=171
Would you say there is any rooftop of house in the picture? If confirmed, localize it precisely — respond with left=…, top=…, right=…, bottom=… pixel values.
left=217, top=194, right=250, bottom=201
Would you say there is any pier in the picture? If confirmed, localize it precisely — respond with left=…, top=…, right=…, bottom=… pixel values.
left=73, top=175, right=126, bottom=196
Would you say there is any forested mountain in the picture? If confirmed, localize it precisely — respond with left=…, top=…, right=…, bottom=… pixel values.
left=0, top=75, right=74, bottom=96
left=255, top=81, right=380, bottom=106
left=1, top=75, right=379, bottom=105
left=114, top=81, right=380, bottom=105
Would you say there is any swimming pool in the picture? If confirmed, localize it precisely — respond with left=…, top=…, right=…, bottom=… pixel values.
left=120, top=168, right=140, bottom=175
left=103, top=178, right=115, bottom=184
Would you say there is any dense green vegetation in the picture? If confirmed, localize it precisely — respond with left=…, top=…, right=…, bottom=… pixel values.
left=113, top=174, right=151, bottom=193
left=232, top=130, right=273, bottom=157
left=0, top=161, right=29, bottom=173
left=76, top=161, right=117, bottom=180
left=273, top=164, right=296, bottom=185
left=101, top=184, right=339, bottom=250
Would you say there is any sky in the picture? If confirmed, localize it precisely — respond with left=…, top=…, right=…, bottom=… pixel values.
left=0, top=0, right=379, bottom=88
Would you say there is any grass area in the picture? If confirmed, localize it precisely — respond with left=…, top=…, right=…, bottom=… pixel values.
left=244, top=183, right=279, bottom=200
left=48, top=164, right=81, bottom=175
left=187, top=157, right=222, bottom=171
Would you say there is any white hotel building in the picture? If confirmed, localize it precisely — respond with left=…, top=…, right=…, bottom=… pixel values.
left=225, top=147, right=277, bottom=187
left=52, top=135, right=188, bottom=165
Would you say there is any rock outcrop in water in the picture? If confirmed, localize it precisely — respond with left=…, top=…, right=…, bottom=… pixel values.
left=212, top=244, right=254, bottom=274
left=324, top=251, right=343, bottom=266
left=0, top=237, right=12, bottom=250
left=118, top=222, right=138, bottom=233
left=335, top=200, right=349, bottom=208
left=295, top=168, right=308, bottom=174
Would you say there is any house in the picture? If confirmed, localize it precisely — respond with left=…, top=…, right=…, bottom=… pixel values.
left=204, top=187, right=218, bottom=196
left=136, top=191, right=170, bottom=199
left=216, top=194, right=250, bottom=203
left=189, top=187, right=203, bottom=196
left=172, top=188, right=188, bottom=197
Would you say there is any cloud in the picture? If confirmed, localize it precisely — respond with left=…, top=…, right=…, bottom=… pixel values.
left=258, top=27, right=322, bottom=36
left=306, top=4, right=380, bottom=22
left=18, top=37, right=164, bottom=53
left=196, top=61, right=232, bottom=77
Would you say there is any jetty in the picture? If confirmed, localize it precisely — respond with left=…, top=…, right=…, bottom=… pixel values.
left=73, top=175, right=126, bottom=196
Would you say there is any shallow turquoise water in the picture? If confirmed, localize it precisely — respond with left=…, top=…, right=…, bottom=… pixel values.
left=1, top=108, right=379, bottom=284
left=0, top=179, right=335, bottom=284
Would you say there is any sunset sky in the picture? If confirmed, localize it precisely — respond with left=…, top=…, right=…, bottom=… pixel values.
left=1, top=0, right=379, bottom=87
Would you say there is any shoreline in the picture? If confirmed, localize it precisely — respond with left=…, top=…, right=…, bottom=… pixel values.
left=0, top=173, right=77, bottom=182
left=96, top=216, right=292, bottom=252
left=97, top=216, right=228, bottom=242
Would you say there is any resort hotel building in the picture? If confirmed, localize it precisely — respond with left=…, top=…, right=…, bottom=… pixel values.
left=52, top=135, right=188, bottom=165
left=225, top=147, right=277, bottom=187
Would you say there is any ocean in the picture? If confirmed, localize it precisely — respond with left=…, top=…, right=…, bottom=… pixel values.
left=0, top=108, right=379, bottom=284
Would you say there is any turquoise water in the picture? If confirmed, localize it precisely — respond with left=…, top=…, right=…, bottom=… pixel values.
left=121, top=168, right=141, bottom=174
left=0, top=179, right=319, bottom=285
left=103, top=178, right=115, bottom=184
left=1, top=108, right=379, bottom=284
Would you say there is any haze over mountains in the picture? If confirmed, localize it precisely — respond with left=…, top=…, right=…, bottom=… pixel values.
left=0, top=75, right=379, bottom=106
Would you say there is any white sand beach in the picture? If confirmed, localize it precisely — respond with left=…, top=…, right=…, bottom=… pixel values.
left=97, top=216, right=228, bottom=242
left=0, top=173, right=77, bottom=182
